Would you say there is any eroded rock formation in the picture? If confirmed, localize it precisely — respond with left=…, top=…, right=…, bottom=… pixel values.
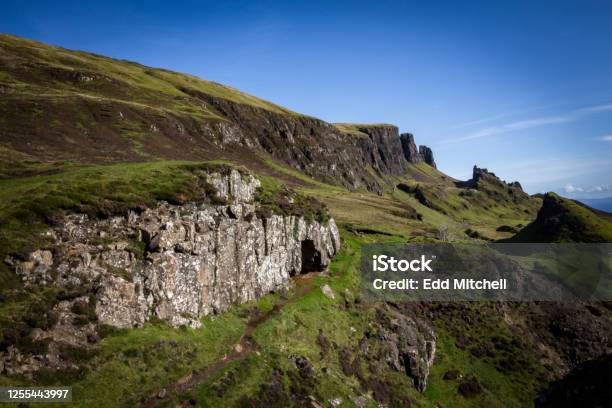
left=399, top=133, right=436, bottom=168
left=8, top=170, right=340, bottom=329
left=358, top=304, right=436, bottom=393
left=418, top=145, right=436, bottom=168
left=400, top=133, right=423, bottom=163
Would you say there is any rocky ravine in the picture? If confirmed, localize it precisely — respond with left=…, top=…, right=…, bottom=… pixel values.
left=9, top=169, right=340, bottom=330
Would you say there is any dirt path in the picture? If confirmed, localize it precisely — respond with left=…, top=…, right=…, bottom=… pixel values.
left=141, top=272, right=319, bottom=407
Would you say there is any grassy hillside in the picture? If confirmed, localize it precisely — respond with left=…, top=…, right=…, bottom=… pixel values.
left=0, top=155, right=551, bottom=406
left=0, top=34, right=308, bottom=172
left=508, top=193, right=612, bottom=243
left=1, top=34, right=609, bottom=408
left=0, top=34, right=297, bottom=115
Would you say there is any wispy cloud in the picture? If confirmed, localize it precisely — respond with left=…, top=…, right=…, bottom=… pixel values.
left=440, top=103, right=612, bottom=144
left=451, top=113, right=514, bottom=129
left=564, top=183, right=612, bottom=194
left=577, top=103, right=612, bottom=114
left=450, top=102, right=566, bottom=130
left=597, top=135, right=612, bottom=142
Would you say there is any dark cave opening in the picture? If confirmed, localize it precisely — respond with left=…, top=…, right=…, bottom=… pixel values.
left=300, top=239, right=322, bottom=273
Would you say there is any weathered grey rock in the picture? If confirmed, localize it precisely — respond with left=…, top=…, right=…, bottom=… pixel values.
left=400, top=133, right=423, bottom=163
left=362, top=305, right=436, bottom=392
left=418, top=145, right=436, bottom=168
left=321, top=284, right=335, bottom=300
left=13, top=250, right=54, bottom=285
left=10, top=170, right=340, bottom=330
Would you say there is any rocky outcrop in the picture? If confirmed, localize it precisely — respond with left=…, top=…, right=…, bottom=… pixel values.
left=465, top=166, right=523, bottom=192
left=399, top=133, right=436, bottom=168
left=8, top=170, right=340, bottom=329
left=418, top=145, right=436, bottom=168
left=194, top=93, right=412, bottom=191
left=456, top=165, right=533, bottom=206
left=535, top=193, right=570, bottom=236
left=361, top=304, right=436, bottom=392
left=400, top=133, right=422, bottom=163
left=508, top=192, right=612, bottom=243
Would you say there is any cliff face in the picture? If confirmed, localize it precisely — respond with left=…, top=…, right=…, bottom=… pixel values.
left=9, top=170, right=340, bottom=329
left=193, top=94, right=411, bottom=190
left=400, top=133, right=423, bottom=163
left=399, top=133, right=436, bottom=168
left=0, top=35, right=436, bottom=192
left=418, top=145, right=436, bottom=168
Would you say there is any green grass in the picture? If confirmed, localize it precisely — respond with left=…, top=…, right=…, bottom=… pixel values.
left=0, top=161, right=232, bottom=274
left=332, top=123, right=397, bottom=137
left=509, top=193, right=612, bottom=243
left=0, top=151, right=559, bottom=407
left=425, top=329, right=540, bottom=408
left=0, top=311, right=248, bottom=408
left=0, top=34, right=304, bottom=117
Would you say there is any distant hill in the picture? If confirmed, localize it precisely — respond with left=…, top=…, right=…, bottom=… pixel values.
left=507, top=193, right=612, bottom=242
left=576, top=197, right=612, bottom=213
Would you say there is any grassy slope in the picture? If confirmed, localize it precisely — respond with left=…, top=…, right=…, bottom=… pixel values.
left=0, top=34, right=310, bottom=173
left=509, top=193, right=612, bottom=243
left=0, top=156, right=549, bottom=407
left=1, top=33, right=591, bottom=408
left=0, top=34, right=297, bottom=116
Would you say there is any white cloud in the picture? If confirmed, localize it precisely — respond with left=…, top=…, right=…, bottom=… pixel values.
left=577, top=103, right=612, bottom=114
left=457, top=116, right=570, bottom=142
left=564, top=183, right=583, bottom=193
left=440, top=102, right=612, bottom=144
left=564, top=183, right=612, bottom=194
left=597, top=135, right=612, bottom=142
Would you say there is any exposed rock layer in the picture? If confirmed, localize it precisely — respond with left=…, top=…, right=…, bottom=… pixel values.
left=418, top=145, right=436, bottom=168
left=400, top=133, right=422, bottom=163
left=0, top=35, right=436, bottom=192
left=9, top=170, right=340, bottom=328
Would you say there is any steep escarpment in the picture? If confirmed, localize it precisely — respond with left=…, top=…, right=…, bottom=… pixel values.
left=0, top=34, right=435, bottom=193
left=400, top=133, right=436, bottom=168
left=191, top=94, right=411, bottom=190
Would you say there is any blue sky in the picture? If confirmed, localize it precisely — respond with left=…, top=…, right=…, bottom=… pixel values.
left=2, top=0, right=611, bottom=197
